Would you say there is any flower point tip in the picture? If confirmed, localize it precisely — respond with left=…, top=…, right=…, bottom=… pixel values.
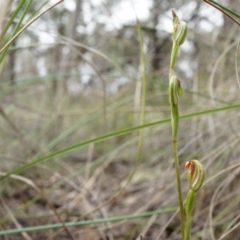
left=172, top=10, right=177, bottom=18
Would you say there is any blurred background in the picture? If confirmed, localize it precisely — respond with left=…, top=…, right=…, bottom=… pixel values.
left=0, top=0, right=240, bottom=239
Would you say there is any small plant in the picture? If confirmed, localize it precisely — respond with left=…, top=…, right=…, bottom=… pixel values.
left=168, top=10, right=187, bottom=239
left=168, top=11, right=205, bottom=239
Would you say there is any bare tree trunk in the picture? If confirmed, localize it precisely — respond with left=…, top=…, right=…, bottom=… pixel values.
left=151, top=0, right=161, bottom=73
left=57, top=0, right=82, bottom=99
left=68, top=0, right=82, bottom=40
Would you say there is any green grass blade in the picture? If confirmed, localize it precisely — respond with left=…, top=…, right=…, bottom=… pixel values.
left=209, top=0, right=240, bottom=19
left=0, top=0, right=33, bottom=64
left=0, top=103, right=240, bottom=181
left=0, top=0, right=26, bottom=43
left=0, top=208, right=177, bottom=236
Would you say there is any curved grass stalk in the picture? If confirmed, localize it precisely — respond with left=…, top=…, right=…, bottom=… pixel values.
left=122, top=19, right=147, bottom=192
left=203, top=0, right=240, bottom=26
left=205, top=0, right=240, bottom=20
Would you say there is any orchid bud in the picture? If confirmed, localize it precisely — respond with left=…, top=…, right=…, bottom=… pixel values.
left=185, top=160, right=205, bottom=192
left=172, top=10, right=188, bottom=46
left=169, top=75, right=183, bottom=106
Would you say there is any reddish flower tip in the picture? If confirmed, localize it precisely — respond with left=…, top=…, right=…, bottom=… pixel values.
left=185, top=160, right=196, bottom=176
left=172, top=10, right=177, bottom=18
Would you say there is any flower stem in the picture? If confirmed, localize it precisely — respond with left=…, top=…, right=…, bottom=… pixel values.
left=170, top=42, right=179, bottom=73
left=169, top=11, right=187, bottom=239
left=184, top=214, right=192, bottom=240
left=171, top=104, right=185, bottom=239
left=184, top=190, right=197, bottom=240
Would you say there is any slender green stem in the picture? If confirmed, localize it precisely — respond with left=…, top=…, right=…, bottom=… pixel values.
left=171, top=105, right=179, bottom=140
left=169, top=12, right=188, bottom=238
left=169, top=17, right=185, bottom=234
left=185, top=214, right=192, bottom=240
left=170, top=42, right=179, bottom=74
left=184, top=190, right=197, bottom=240
left=171, top=104, right=185, bottom=239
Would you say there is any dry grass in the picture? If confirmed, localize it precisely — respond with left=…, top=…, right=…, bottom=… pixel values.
left=0, top=1, right=240, bottom=240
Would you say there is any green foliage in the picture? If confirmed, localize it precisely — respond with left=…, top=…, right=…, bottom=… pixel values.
left=0, top=0, right=240, bottom=239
